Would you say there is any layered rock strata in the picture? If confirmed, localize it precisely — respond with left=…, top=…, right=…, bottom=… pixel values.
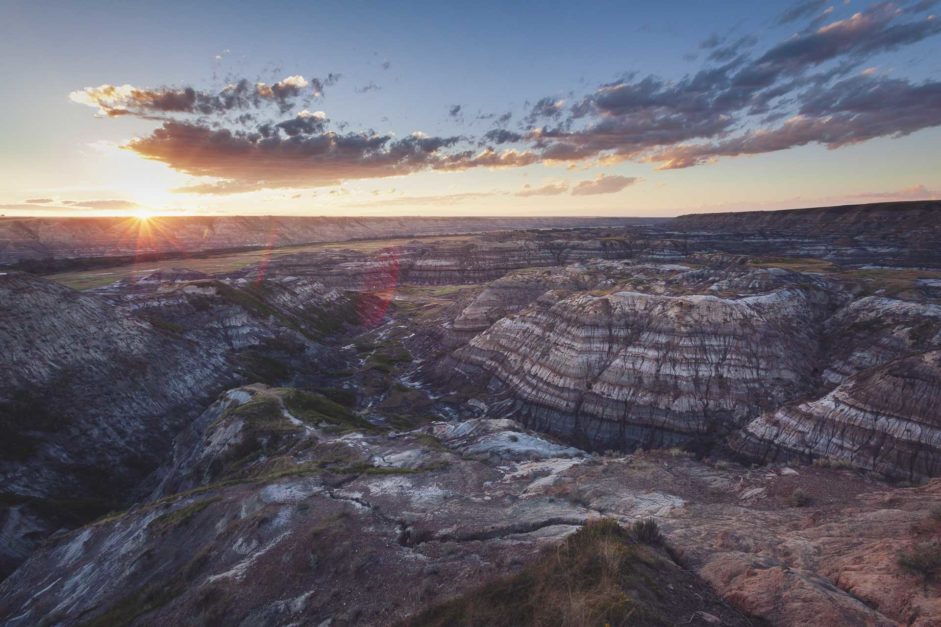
left=732, top=351, right=941, bottom=479
left=446, top=281, right=834, bottom=451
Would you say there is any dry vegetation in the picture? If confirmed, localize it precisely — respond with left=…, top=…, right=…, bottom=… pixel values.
left=402, top=518, right=756, bottom=627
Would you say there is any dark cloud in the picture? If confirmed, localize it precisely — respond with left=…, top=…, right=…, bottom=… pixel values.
left=707, top=35, right=757, bottom=62
left=483, top=128, right=523, bottom=144
left=70, top=74, right=337, bottom=118
left=524, top=97, right=566, bottom=124
left=777, top=0, right=828, bottom=24
left=653, top=75, right=941, bottom=168
left=309, top=73, right=340, bottom=97
left=699, top=33, right=723, bottom=49
left=274, top=110, right=328, bottom=137
left=516, top=4, right=941, bottom=170
left=756, top=4, right=941, bottom=76
left=381, top=61, right=391, bottom=70
left=355, top=82, right=381, bottom=93
left=571, top=175, right=639, bottom=195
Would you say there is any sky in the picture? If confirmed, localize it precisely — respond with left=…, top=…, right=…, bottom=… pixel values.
left=1, top=0, right=940, bottom=218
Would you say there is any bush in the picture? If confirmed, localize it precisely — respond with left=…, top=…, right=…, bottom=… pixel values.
left=631, top=519, right=664, bottom=545
left=787, top=488, right=811, bottom=507
left=400, top=518, right=728, bottom=627
left=898, top=542, right=941, bottom=582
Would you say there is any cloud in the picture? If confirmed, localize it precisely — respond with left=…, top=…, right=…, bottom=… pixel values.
left=341, top=191, right=498, bottom=208
left=706, top=35, right=757, bottom=62
left=61, top=199, right=139, bottom=209
left=777, top=0, right=828, bottom=24
left=483, top=128, right=524, bottom=144
left=854, top=183, right=940, bottom=200
left=652, top=75, right=941, bottom=168
left=524, top=97, right=566, bottom=124
left=518, top=4, right=941, bottom=170
left=123, top=118, right=534, bottom=194
left=571, top=175, right=639, bottom=195
left=129, top=122, right=467, bottom=193
left=71, top=5, right=941, bottom=193
left=517, top=182, right=569, bottom=196
left=756, top=5, right=941, bottom=77
left=355, top=82, right=381, bottom=93
left=69, top=74, right=337, bottom=118
left=1, top=199, right=138, bottom=211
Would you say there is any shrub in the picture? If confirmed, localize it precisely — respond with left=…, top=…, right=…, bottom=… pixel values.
left=898, top=542, right=941, bottom=582
left=401, top=518, right=696, bottom=627
left=787, top=488, right=811, bottom=507
left=631, top=519, right=664, bottom=545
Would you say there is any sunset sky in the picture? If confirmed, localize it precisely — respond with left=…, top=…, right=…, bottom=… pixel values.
left=2, top=0, right=940, bottom=217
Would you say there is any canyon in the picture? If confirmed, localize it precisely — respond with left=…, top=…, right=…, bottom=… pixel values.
left=1, top=201, right=940, bottom=625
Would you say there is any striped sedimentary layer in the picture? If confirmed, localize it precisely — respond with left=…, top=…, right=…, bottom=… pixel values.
left=448, top=266, right=602, bottom=345
left=253, top=236, right=637, bottom=290
left=731, top=351, right=941, bottom=480
left=446, top=284, right=833, bottom=451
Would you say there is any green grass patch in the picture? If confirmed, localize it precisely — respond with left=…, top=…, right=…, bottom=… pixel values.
left=279, top=389, right=377, bottom=433
left=748, top=256, right=840, bottom=273
left=148, top=497, right=220, bottom=533
left=236, top=350, right=291, bottom=386
left=143, top=314, right=187, bottom=335
left=226, top=397, right=297, bottom=433
left=367, top=343, right=413, bottom=373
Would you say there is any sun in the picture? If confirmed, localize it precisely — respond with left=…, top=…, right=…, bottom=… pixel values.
left=134, top=208, right=156, bottom=221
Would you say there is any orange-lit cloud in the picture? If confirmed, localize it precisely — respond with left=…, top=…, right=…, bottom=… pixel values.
left=67, top=2, right=941, bottom=197
left=571, top=175, right=639, bottom=195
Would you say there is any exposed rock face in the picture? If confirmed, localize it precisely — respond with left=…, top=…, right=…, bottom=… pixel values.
left=447, top=265, right=603, bottom=345
left=2, top=397, right=940, bottom=626
left=820, top=296, right=941, bottom=386
left=732, top=351, right=941, bottom=479
left=0, top=272, right=231, bottom=575
left=0, top=270, right=373, bottom=577
left=250, top=235, right=637, bottom=290
left=445, top=275, right=836, bottom=451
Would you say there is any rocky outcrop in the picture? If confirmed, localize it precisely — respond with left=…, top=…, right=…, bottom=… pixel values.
left=731, top=351, right=941, bottom=480
left=254, top=236, right=637, bottom=290
left=0, top=272, right=235, bottom=576
left=3, top=404, right=941, bottom=626
left=0, top=271, right=373, bottom=577
left=447, top=265, right=603, bottom=345
left=445, top=275, right=836, bottom=452
left=820, top=296, right=941, bottom=386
